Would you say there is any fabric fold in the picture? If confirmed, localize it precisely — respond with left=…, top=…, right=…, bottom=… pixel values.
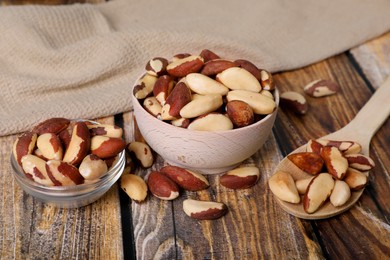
left=1, top=0, right=390, bottom=136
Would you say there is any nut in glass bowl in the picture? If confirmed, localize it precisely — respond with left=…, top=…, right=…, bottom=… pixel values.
left=131, top=49, right=279, bottom=174
left=10, top=119, right=126, bottom=208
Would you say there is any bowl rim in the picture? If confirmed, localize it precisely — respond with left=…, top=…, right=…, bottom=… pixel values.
left=10, top=119, right=125, bottom=195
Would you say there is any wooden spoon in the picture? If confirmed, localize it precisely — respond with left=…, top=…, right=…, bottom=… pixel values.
left=272, top=76, right=390, bottom=219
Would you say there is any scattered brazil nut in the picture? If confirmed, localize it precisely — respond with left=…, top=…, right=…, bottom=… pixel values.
left=304, top=79, right=340, bottom=97
left=160, top=165, right=209, bottom=191
left=183, top=199, right=228, bottom=220
left=303, top=173, right=334, bottom=214
left=127, top=141, right=154, bottom=168
left=120, top=173, right=148, bottom=203
left=147, top=171, right=180, bottom=200
left=220, top=166, right=260, bottom=189
left=280, top=91, right=308, bottom=115
left=268, top=171, right=300, bottom=204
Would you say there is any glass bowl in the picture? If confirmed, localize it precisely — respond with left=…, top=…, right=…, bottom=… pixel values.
left=10, top=120, right=126, bottom=208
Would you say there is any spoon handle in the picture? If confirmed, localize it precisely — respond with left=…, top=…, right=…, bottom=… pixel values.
left=333, top=76, right=390, bottom=151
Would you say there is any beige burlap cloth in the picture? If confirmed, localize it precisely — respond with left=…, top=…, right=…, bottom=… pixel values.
left=1, top=0, right=390, bottom=136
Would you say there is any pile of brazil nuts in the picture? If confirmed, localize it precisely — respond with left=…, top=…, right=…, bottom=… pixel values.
left=12, top=118, right=126, bottom=187
left=133, top=49, right=277, bottom=130
left=121, top=141, right=261, bottom=220
left=268, top=139, right=375, bottom=214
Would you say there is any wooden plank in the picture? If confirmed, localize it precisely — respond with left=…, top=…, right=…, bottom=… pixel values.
left=0, top=116, right=124, bottom=259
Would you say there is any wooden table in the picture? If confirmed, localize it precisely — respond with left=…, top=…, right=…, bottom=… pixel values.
left=1, top=1, right=389, bottom=259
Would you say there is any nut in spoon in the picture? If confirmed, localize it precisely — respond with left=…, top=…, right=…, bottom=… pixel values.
left=271, top=76, right=390, bottom=219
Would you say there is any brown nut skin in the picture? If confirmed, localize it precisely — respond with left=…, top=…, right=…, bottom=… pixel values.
left=133, top=73, right=158, bottom=99
left=161, top=82, right=192, bottom=120
left=287, top=152, right=324, bottom=175
left=153, top=75, right=174, bottom=105
left=127, top=141, right=154, bottom=168
left=21, top=154, right=55, bottom=186
left=303, top=173, right=335, bottom=214
left=345, top=154, right=375, bottom=171
left=226, top=100, right=254, bottom=128
left=88, top=124, right=123, bottom=138
left=316, top=139, right=362, bottom=154
left=147, top=171, right=180, bottom=200
left=32, top=117, right=70, bottom=135
left=46, top=160, right=84, bottom=186
left=280, top=91, right=308, bottom=115
left=320, top=146, right=348, bottom=180
left=160, top=165, right=209, bottom=191
left=220, top=166, right=260, bottom=189
left=304, top=79, right=340, bottom=97
left=91, top=136, right=126, bottom=159
left=234, top=59, right=261, bottom=81
left=166, top=55, right=204, bottom=77
left=145, top=57, right=168, bottom=76
left=199, top=49, right=220, bottom=62
left=62, top=122, right=91, bottom=165
left=343, top=168, right=368, bottom=191
left=259, top=69, right=275, bottom=91
left=306, top=139, right=324, bottom=154
left=183, top=199, right=228, bottom=220
left=36, top=133, right=63, bottom=161
left=201, top=59, right=237, bottom=76
left=13, top=131, right=38, bottom=166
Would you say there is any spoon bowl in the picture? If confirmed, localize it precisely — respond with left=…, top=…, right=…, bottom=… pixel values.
left=272, top=76, right=390, bottom=219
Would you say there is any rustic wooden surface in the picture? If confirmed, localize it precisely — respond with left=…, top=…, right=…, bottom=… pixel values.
left=0, top=1, right=389, bottom=259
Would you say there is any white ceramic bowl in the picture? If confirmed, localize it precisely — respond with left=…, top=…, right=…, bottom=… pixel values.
left=10, top=120, right=126, bottom=208
left=131, top=81, right=279, bottom=174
